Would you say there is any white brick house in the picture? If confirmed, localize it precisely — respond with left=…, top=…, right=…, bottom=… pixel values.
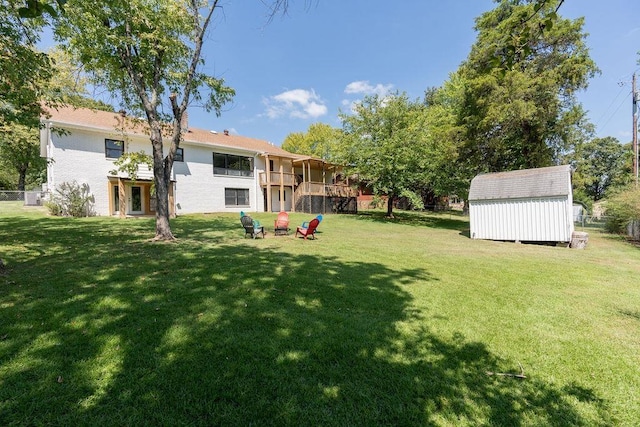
left=40, top=106, right=355, bottom=217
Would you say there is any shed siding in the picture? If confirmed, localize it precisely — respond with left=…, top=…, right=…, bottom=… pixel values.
left=470, top=197, right=573, bottom=242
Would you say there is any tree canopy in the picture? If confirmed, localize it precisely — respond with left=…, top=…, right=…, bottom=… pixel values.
left=55, top=0, right=236, bottom=240
left=567, top=137, right=631, bottom=204
left=282, top=123, right=342, bottom=160
left=0, top=124, right=46, bottom=191
left=45, top=47, right=114, bottom=111
left=338, top=93, right=436, bottom=217
left=1, top=1, right=52, bottom=129
left=428, top=0, right=598, bottom=198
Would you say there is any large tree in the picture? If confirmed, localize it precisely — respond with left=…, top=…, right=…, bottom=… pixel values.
left=0, top=124, right=46, bottom=191
left=1, top=1, right=52, bottom=129
left=55, top=0, right=237, bottom=240
left=282, top=123, right=342, bottom=160
left=568, top=137, right=632, bottom=203
left=0, top=46, right=111, bottom=192
left=452, top=0, right=597, bottom=181
left=46, top=47, right=114, bottom=112
left=338, top=92, right=438, bottom=217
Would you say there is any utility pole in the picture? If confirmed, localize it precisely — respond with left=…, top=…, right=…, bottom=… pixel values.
left=634, top=72, right=638, bottom=186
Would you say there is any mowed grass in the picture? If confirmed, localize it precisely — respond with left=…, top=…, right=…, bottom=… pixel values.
left=1, top=203, right=639, bottom=426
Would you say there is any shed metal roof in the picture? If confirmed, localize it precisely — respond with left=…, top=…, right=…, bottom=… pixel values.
left=468, top=165, right=572, bottom=201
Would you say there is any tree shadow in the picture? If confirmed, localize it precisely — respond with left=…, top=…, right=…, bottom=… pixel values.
left=354, top=210, right=469, bottom=232
left=0, top=216, right=612, bottom=425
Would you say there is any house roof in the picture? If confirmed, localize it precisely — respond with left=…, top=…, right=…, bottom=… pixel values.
left=42, top=105, right=300, bottom=159
left=468, top=165, right=572, bottom=201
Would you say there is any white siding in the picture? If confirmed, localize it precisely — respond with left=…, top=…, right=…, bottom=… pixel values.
left=45, top=126, right=265, bottom=216
left=470, top=197, right=574, bottom=242
left=172, top=145, right=264, bottom=214
left=269, top=187, right=293, bottom=212
left=47, top=128, right=132, bottom=215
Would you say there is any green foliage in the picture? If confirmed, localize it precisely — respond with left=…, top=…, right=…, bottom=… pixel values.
left=45, top=47, right=114, bottom=111
left=109, top=151, right=153, bottom=184
left=282, top=123, right=342, bottom=160
left=0, top=168, right=16, bottom=189
left=54, top=0, right=236, bottom=239
left=604, top=185, right=640, bottom=234
left=423, top=77, right=468, bottom=198
left=338, top=92, right=435, bottom=216
left=46, top=180, right=96, bottom=217
left=571, top=188, right=593, bottom=214
left=488, top=0, right=566, bottom=72
left=17, top=0, right=66, bottom=18
left=0, top=123, right=47, bottom=191
left=55, top=0, right=235, bottom=119
left=443, top=0, right=597, bottom=186
left=0, top=1, right=53, bottom=129
left=568, top=137, right=632, bottom=202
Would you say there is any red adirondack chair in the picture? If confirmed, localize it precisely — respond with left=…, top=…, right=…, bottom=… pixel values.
left=274, top=211, right=290, bottom=236
left=295, top=218, right=319, bottom=240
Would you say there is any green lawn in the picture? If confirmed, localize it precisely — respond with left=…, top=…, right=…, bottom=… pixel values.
left=1, top=204, right=639, bottom=426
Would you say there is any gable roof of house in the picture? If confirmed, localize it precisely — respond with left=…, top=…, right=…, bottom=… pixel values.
left=468, top=165, right=572, bottom=201
left=42, top=105, right=299, bottom=159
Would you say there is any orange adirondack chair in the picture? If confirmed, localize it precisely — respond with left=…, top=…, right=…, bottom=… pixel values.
left=274, top=211, right=290, bottom=236
left=295, top=218, right=319, bottom=240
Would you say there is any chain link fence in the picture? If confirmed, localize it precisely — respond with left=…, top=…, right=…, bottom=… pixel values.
left=574, top=214, right=606, bottom=228
left=0, top=190, right=47, bottom=206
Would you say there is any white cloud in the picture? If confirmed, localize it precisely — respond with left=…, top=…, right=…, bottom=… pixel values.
left=341, top=81, right=395, bottom=115
left=264, top=89, right=328, bottom=120
left=344, top=80, right=393, bottom=97
left=341, top=98, right=361, bottom=115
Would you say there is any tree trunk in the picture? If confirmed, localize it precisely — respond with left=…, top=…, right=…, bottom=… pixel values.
left=386, top=194, right=395, bottom=218
left=150, top=125, right=175, bottom=241
left=17, top=166, right=27, bottom=192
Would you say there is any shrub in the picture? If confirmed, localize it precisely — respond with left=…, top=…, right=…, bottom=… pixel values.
left=46, top=181, right=96, bottom=217
left=604, top=185, right=640, bottom=234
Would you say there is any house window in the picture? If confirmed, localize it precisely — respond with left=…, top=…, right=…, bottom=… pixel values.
left=225, top=188, right=250, bottom=206
left=105, top=139, right=124, bottom=159
left=213, top=153, right=253, bottom=177
left=175, top=148, right=184, bottom=162
left=269, top=159, right=274, bottom=172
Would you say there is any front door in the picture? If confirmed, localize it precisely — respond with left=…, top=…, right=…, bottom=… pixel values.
left=129, top=186, right=143, bottom=214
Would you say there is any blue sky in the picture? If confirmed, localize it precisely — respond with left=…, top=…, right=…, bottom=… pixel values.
left=54, top=1, right=640, bottom=146
left=184, top=0, right=639, bottom=146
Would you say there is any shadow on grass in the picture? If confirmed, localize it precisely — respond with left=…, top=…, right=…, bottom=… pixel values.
left=355, top=209, right=469, bottom=233
left=0, top=215, right=611, bottom=425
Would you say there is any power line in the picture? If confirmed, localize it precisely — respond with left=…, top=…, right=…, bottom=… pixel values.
left=593, top=82, right=627, bottom=130
left=596, top=91, right=631, bottom=134
left=594, top=69, right=640, bottom=135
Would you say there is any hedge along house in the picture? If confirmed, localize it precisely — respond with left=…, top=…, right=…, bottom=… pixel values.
left=40, top=105, right=355, bottom=217
left=469, top=165, right=574, bottom=244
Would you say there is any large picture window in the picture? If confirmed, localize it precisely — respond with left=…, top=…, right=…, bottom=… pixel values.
left=213, top=152, right=253, bottom=177
left=105, top=139, right=124, bottom=159
left=225, top=188, right=250, bottom=206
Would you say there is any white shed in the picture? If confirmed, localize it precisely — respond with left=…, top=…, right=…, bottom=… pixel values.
left=469, top=165, right=574, bottom=243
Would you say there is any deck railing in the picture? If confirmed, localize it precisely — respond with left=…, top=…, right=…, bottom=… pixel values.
left=294, top=182, right=357, bottom=198
left=259, top=171, right=297, bottom=186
